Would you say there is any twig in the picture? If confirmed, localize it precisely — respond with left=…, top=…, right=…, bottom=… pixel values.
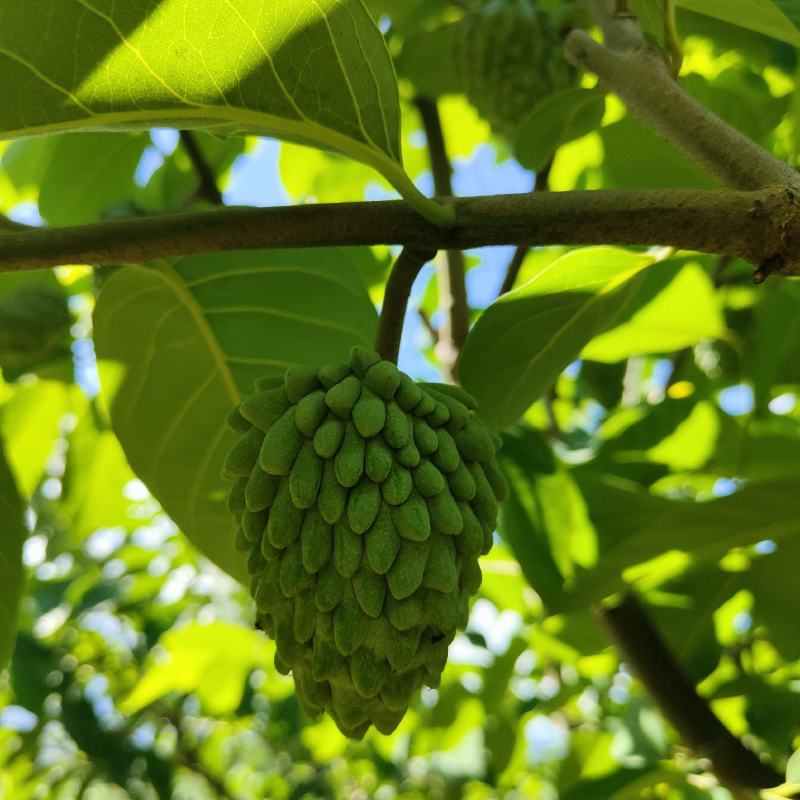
left=0, top=188, right=796, bottom=277
left=499, top=163, right=553, bottom=296
left=564, top=30, right=799, bottom=191
left=179, top=130, right=224, bottom=206
left=418, top=308, right=439, bottom=344
left=596, top=593, right=782, bottom=790
left=415, top=97, right=469, bottom=381
left=375, top=247, right=438, bottom=364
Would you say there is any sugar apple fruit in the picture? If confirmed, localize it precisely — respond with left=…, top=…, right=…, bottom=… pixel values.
left=223, top=346, right=508, bottom=738
left=455, top=0, right=576, bottom=140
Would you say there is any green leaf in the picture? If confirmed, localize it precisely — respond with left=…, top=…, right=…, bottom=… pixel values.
left=0, top=272, right=72, bottom=377
left=0, top=441, right=26, bottom=670
left=556, top=476, right=800, bottom=611
left=497, top=427, right=568, bottom=608
left=138, top=133, right=247, bottom=212
left=514, top=89, right=606, bottom=172
left=93, top=249, right=379, bottom=584
left=594, top=398, right=719, bottom=483
left=748, top=280, right=800, bottom=413
left=744, top=537, right=800, bottom=661
left=601, top=117, right=716, bottom=189
left=629, top=0, right=668, bottom=47
left=121, top=621, right=275, bottom=716
left=787, top=746, right=800, bottom=783
left=61, top=400, right=141, bottom=544
left=677, top=0, right=800, bottom=47
left=460, top=247, right=654, bottom=430
left=582, top=261, right=724, bottom=363
left=6, top=133, right=148, bottom=226
left=0, top=0, right=446, bottom=223
left=1, top=381, right=71, bottom=497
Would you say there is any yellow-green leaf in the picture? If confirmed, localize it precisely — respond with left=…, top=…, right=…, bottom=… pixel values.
left=0, top=0, right=447, bottom=222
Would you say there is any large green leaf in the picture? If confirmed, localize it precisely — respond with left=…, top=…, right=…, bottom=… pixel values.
left=3, top=133, right=148, bottom=225
left=677, top=0, right=800, bottom=47
left=0, top=440, right=26, bottom=669
left=582, top=261, right=724, bottom=363
left=93, top=249, right=379, bottom=584
left=1, top=381, right=71, bottom=497
left=460, top=248, right=654, bottom=430
left=558, top=476, right=800, bottom=611
left=0, top=0, right=445, bottom=222
left=121, top=622, right=275, bottom=716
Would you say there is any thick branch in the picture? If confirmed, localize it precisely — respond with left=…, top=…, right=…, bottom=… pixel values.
left=375, top=247, right=437, bottom=364
left=499, top=163, right=552, bottom=296
left=179, top=130, right=224, bottom=206
left=1, top=188, right=797, bottom=277
left=565, top=30, right=799, bottom=192
left=416, top=97, right=469, bottom=381
left=597, top=593, right=782, bottom=790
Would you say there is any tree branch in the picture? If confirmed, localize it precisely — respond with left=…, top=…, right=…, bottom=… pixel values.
left=375, top=247, right=437, bottom=364
left=564, top=29, right=799, bottom=192
left=597, top=593, right=782, bottom=791
left=1, top=188, right=798, bottom=278
left=415, top=97, right=469, bottom=381
left=499, top=163, right=553, bottom=296
left=179, top=131, right=224, bottom=206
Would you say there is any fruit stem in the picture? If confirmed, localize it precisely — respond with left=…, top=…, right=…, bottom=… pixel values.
left=375, top=247, right=437, bottom=365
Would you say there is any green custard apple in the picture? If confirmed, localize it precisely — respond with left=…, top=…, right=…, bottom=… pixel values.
left=223, top=346, right=508, bottom=738
left=455, top=0, right=577, bottom=140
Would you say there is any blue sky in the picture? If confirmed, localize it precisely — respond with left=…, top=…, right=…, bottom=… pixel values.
left=219, top=135, right=533, bottom=381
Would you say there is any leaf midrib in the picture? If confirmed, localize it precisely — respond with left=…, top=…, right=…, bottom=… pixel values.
left=0, top=104, right=445, bottom=222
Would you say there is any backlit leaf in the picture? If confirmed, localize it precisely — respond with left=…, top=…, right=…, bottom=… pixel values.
left=460, top=248, right=654, bottom=430
left=93, top=249, right=379, bottom=584
left=0, top=0, right=445, bottom=221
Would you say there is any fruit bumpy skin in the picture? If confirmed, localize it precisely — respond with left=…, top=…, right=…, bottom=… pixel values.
left=223, top=347, right=509, bottom=739
left=455, top=0, right=576, bottom=141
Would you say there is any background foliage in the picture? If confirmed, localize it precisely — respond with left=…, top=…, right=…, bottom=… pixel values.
left=1, top=0, right=799, bottom=798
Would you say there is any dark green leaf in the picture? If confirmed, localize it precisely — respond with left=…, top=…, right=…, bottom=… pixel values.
left=515, top=89, right=606, bottom=172
left=0, top=442, right=25, bottom=669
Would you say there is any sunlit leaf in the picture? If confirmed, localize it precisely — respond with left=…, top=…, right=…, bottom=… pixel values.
left=460, top=248, right=654, bottom=430
left=582, top=261, right=725, bottom=363
left=0, top=0, right=444, bottom=221
left=61, top=399, right=141, bottom=543
left=1, top=380, right=71, bottom=497
left=787, top=746, right=800, bottom=782
left=677, top=0, right=800, bottom=47
left=122, top=622, right=275, bottom=716
left=557, top=476, right=800, bottom=611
